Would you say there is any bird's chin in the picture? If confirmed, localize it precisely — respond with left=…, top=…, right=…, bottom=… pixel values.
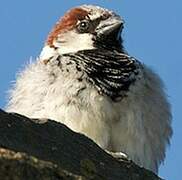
left=94, top=33, right=123, bottom=51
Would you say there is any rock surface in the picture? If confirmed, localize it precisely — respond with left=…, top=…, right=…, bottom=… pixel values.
left=0, top=109, right=160, bottom=180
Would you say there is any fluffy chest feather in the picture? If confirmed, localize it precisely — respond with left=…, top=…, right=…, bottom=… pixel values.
left=47, top=49, right=142, bottom=100
left=39, top=50, right=143, bottom=148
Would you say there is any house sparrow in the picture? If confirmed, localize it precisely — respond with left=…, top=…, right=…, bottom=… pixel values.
left=6, top=5, right=172, bottom=174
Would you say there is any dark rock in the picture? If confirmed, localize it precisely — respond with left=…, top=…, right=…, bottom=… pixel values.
left=0, top=109, right=160, bottom=180
left=0, top=148, right=82, bottom=180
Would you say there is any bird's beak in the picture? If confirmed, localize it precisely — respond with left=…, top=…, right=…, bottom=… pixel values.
left=95, top=15, right=124, bottom=40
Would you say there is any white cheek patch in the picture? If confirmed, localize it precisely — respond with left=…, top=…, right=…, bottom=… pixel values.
left=39, top=45, right=58, bottom=60
left=54, top=31, right=95, bottom=55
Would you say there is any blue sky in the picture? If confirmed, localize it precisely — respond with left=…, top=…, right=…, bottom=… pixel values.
left=0, top=0, right=181, bottom=179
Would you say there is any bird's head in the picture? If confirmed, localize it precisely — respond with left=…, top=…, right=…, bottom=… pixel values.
left=40, top=5, right=124, bottom=60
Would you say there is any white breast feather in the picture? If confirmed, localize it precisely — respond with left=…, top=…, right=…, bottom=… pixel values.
left=6, top=57, right=172, bottom=174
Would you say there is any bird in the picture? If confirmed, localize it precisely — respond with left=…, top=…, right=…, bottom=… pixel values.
left=6, top=4, right=172, bottom=174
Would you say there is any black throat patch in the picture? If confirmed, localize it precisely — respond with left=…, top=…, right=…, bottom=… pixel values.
left=61, top=49, right=142, bottom=101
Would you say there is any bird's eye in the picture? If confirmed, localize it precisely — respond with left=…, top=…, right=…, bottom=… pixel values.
left=77, top=20, right=90, bottom=33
